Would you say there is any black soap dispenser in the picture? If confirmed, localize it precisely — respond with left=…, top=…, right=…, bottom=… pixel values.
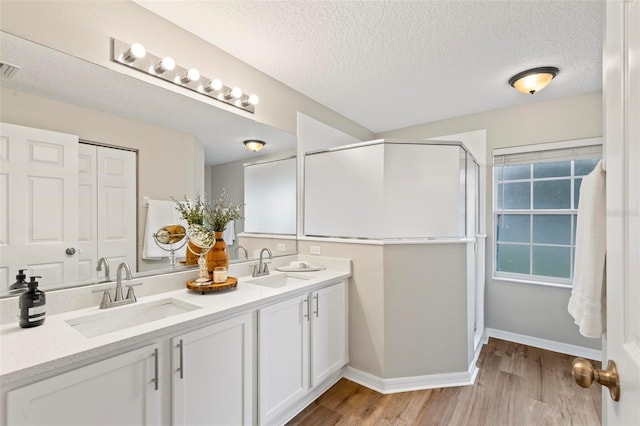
left=19, top=276, right=46, bottom=328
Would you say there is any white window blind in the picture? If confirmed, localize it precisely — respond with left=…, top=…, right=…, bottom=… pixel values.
left=494, top=143, right=602, bottom=166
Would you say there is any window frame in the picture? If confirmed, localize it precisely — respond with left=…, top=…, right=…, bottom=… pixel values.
left=492, top=138, right=602, bottom=288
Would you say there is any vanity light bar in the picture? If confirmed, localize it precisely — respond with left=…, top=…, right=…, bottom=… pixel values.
left=111, top=38, right=258, bottom=114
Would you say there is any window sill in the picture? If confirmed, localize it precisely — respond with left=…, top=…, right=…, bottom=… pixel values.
left=492, top=275, right=572, bottom=289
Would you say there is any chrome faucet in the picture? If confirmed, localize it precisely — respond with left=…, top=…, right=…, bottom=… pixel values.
left=252, top=248, right=273, bottom=277
left=93, top=262, right=140, bottom=309
left=235, top=245, right=249, bottom=260
left=96, top=257, right=111, bottom=282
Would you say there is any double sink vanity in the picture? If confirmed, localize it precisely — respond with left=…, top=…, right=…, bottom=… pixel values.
left=0, top=255, right=351, bottom=426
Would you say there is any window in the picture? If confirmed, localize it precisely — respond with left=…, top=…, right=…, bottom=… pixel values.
left=493, top=140, right=602, bottom=286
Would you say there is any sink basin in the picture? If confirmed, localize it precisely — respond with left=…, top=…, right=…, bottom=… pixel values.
left=246, top=273, right=312, bottom=289
left=66, top=298, right=201, bottom=338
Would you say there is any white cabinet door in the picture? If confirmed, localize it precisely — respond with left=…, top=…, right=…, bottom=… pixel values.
left=258, top=295, right=309, bottom=425
left=310, top=282, right=347, bottom=387
left=0, top=122, right=79, bottom=289
left=6, top=344, right=160, bottom=425
left=172, top=313, right=254, bottom=426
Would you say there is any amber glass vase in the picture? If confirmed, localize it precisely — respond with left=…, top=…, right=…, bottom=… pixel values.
left=207, top=231, right=229, bottom=272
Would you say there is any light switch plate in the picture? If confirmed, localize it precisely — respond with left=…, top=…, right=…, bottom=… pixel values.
left=309, top=245, right=321, bottom=255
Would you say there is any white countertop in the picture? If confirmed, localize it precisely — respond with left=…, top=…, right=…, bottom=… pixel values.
left=0, top=256, right=351, bottom=386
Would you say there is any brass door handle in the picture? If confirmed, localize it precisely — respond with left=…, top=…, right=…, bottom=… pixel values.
left=572, top=358, right=620, bottom=401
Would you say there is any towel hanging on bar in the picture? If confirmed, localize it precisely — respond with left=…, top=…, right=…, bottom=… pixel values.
left=568, top=159, right=607, bottom=338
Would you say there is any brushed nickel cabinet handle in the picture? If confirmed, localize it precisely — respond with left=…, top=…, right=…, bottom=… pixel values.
left=153, top=348, right=159, bottom=391
left=303, top=297, right=309, bottom=320
left=313, top=293, right=319, bottom=317
left=178, top=339, right=184, bottom=379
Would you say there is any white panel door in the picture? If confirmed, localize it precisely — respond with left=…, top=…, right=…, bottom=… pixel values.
left=96, top=147, right=136, bottom=272
left=78, top=144, right=97, bottom=281
left=603, top=1, right=640, bottom=424
left=258, top=295, right=309, bottom=425
left=172, top=313, right=254, bottom=426
left=6, top=344, right=160, bottom=425
left=0, top=122, right=78, bottom=289
left=310, top=282, right=347, bottom=387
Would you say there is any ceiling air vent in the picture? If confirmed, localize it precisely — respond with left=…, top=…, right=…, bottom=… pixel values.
left=0, top=62, right=21, bottom=79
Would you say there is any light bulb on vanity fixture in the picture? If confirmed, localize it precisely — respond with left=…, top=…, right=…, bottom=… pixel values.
left=181, top=68, right=200, bottom=84
left=225, top=87, right=242, bottom=100
left=242, top=94, right=259, bottom=107
left=205, top=79, right=223, bottom=93
left=509, top=66, right=559, bottom=95
left=154, top=57, right=175, bottom=74
left=123, top=43, right=146, bottom=63
left=244, top=139, right=265, bottom=152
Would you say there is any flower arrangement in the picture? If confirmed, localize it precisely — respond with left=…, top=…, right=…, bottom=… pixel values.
left=206, top=188, right=243, bottom=232
left=173, top=189, right=242, bottom=234
left=173, top=194, right=207, bottom=226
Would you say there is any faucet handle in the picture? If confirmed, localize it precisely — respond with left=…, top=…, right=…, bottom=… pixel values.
left=92, top=288, right=112, bottom=309
left=125, top=283, right=143, bottom=301
left=262, top=263, right=270, bottom=274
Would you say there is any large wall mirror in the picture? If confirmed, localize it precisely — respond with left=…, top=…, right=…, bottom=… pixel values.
left=0, top=31, right=298, bottom=296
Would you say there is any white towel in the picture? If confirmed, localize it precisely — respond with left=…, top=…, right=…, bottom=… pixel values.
left=568, top=160, right=606, bottom=338
left=223, top=220, right=236, bottom=245
left=142, top=199, right=187, bottom=259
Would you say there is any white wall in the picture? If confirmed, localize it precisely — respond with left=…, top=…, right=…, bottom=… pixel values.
left=378, top=91, right=603, bottom=350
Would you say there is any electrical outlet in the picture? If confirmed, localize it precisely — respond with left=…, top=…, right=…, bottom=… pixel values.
left=276, top=243, right=286, bottom=252
left=309, top=245, right=321, bottom=255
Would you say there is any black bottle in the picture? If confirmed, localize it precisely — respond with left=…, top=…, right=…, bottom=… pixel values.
left=19, top=276, right=46, bottom=328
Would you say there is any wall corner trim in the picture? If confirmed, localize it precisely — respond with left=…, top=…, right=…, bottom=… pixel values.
left=342, top=357, right=480, bottom=395
left=484, top=328, right=602, bottom=361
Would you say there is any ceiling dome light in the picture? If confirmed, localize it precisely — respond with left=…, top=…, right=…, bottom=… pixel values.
left=181, top=68, right=200, bottom=84
left=244, top=139, right=265, bottom=152
left=123, top=43, right=146, bottom=62
left=155, top=57, right=175, bottom=74
left=509, top=66, right=559, bottom=95
left=205, top=79, right=223, bottom=92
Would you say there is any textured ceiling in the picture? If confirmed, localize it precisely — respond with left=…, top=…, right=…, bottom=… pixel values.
left=133, top=0, right=603, bottom=133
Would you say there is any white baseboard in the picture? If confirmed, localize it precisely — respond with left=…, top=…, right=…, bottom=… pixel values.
left=342, top=343, right=482, bottom=394
left=484, top=328, right=602, bottom=361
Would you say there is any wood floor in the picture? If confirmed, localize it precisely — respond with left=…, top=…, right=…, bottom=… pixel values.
left=288, top=338, right=602, bottom=426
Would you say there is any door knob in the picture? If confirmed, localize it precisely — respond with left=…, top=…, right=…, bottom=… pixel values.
left=65, top=247, right=76, bottom=255
left=572, top=357, right=620, bottom=401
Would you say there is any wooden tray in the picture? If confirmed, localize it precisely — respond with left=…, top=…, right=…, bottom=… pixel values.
left=186, top=276, right=238, bottom=294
